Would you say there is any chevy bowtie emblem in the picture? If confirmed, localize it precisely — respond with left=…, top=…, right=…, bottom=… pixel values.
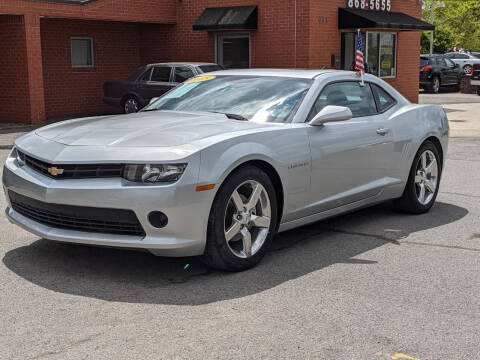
left=47, top=167, right=64, bottom=176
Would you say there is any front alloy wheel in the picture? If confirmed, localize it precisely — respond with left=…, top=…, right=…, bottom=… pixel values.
left=224, top=180, right=271, bottom=258
left=202, top=166, right=278, bottom=271
left=463, top=64, right=472, bottom=76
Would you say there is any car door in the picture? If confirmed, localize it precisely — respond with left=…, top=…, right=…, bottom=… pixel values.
left=172, top=66, right=196, bottom=87
left=133, top=67, right=153, bottom=103
left=142, top=65, right=174, bottom=99
left=443, top=58, right=459, bottom=84
left=306, top=81, right=395, bottom=214
left=457, top=53, right=469, bottom=68
left=435, top=57, right=451, bottom=84
left=446, top=53, right=461, bottom=67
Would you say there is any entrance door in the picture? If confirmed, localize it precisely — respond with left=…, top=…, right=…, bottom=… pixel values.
left=341, top=32, right=366, bottom=71
left=216, top=34, right=250, bottom=69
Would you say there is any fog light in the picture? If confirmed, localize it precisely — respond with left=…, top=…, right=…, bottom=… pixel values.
left=148, top=211, right=168, bottom=228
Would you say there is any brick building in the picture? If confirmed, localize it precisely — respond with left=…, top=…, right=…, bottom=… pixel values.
left=0, top=0, right=433, bottom=124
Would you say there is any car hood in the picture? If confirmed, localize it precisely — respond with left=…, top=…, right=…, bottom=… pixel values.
left=34, top=110, right=276, bottom=148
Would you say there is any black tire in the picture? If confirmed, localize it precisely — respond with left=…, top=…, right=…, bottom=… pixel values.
left=201, top=166, right=278, bottom=271
left=477, top=87, right=480, bottom=96
left=394, top=140, right=442, bottom=214
left=123, top=96, right=140, bottom=114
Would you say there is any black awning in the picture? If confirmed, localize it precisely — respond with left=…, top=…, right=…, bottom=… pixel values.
left=193, top=6, right=258, bottom=31
left=339, top=8, right=435, bottom=31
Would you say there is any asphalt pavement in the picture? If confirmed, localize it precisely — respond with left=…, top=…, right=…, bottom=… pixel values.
left=419, top=90, right=480, bottom=105
left=1, top=97, right=479, bottom=359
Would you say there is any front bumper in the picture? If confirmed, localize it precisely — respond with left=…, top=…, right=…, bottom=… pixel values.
left=2, top=153, right=213, bottom=257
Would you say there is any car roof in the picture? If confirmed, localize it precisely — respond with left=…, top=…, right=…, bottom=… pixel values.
left=146, top=62, right=219, bottom=67
left=200, top=68, right=353, bottom=79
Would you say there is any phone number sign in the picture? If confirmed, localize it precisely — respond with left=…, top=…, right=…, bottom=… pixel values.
left=347, top=0, right=391, bottom=11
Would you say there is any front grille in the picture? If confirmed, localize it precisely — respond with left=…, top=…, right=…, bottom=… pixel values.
left=18, top=151, right=124, bottom=180
left=9, top=191, right=145, bottom=237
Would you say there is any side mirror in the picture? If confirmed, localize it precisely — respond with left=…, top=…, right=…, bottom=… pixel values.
left=148, top=97, right=160, bottom=105
left=309, top=105, right=353, bottom=126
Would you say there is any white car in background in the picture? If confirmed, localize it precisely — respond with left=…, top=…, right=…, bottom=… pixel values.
left=445, top=52, right=480, bottom=75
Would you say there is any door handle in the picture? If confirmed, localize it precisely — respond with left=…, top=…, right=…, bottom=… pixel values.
left=376, top=127, right=390, bottom=136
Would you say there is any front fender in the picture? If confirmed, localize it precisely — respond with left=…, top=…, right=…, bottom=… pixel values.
left=197, top=126, right=311, bottom=223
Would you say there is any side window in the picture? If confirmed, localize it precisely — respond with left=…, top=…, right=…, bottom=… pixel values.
left=138, top=68, right=152, bottom=82
left=151, top=66, right=172, bottom=82
left=174, top=66, right=195, bottom=83
left=436, top=57, right=445, bottom=67
left=309, top=82, right=377, bottom=120
left=457, top=54, right=469, bottom=60
left=371, top=84, right=396, bottom=112
left=445, top=58, right=455, bottom=68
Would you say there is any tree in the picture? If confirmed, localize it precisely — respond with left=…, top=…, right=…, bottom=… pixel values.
left=421, top=0, right=480, bottom=53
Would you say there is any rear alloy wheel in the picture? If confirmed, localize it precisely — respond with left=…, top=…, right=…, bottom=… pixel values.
left=124, top=97, right=139, bottom=114
left=394, top=141, right=441, bottom=214
left=414, top=150, right=439, bottom=206
left=202, top=166, right=278, bottom=271
left=463, top=64, right=472, bottom=76
left=431, top=76, right=440, bottom=93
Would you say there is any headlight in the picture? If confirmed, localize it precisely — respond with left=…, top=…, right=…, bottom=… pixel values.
left=13, top=148, right=25, bottom=167
left=122, top=164, right=187, bottom=183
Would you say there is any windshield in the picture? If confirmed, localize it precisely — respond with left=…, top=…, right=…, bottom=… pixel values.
left=144, top=75, right=312, bottom=123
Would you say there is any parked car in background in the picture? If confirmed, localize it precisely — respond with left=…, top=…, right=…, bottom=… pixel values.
left=420, top=55, right=463, bottom=93
left=445, top=52, right=480, bottom=76
left=472, top=63, right=480, bottom=95
left=104, top=63, right=223, bottom=113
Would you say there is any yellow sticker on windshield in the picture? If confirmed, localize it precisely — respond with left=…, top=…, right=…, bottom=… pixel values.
left=185, top=75, right=216, bottom=84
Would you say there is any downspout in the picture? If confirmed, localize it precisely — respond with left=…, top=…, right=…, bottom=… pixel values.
left=294, top=0, right=297, bottom=68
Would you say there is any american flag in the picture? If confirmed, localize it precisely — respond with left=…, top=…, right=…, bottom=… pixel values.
left=355, top=29, right=365, bottom=73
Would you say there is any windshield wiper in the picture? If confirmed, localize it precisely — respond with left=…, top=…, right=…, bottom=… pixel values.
left=214, top=112, right=249, bottom=121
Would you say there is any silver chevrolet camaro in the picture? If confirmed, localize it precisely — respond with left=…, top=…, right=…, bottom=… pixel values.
left=3, top=69, right=449, bottom=271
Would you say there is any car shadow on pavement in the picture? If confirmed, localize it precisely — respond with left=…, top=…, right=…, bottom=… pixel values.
left=3, top=201, right=468, bottom=306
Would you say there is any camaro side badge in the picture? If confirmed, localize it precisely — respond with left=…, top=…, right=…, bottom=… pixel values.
left=47, top=167, right=64, bottom=176
left=288, top=161, right=310, bottom=170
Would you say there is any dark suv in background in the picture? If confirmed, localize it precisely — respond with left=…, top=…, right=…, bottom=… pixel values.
left=104, top=62, right=223, bottom=113
left=420, top=54, right=463, bottom=93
